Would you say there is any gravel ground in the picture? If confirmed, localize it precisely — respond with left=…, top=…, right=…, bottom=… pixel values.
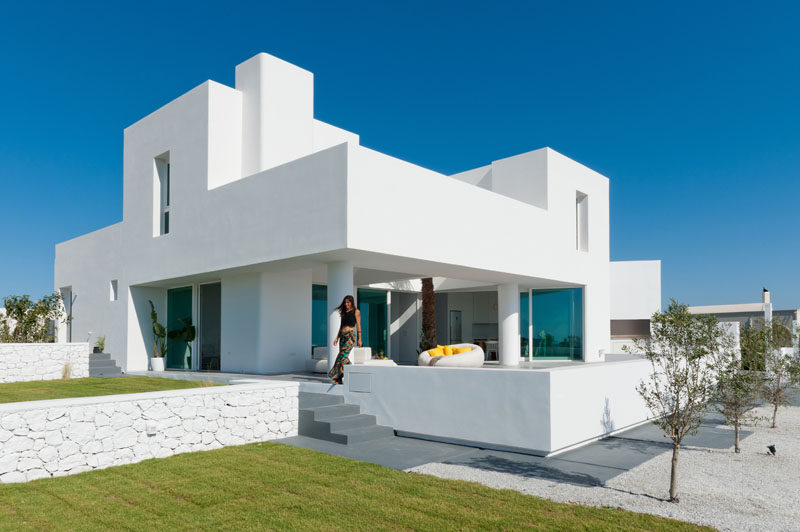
left=409, top=404, right=800, bottom=532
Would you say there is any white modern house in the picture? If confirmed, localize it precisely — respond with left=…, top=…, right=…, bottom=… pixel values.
left=55, top=53, right=662, bottom=454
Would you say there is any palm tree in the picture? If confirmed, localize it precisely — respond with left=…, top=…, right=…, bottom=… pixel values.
left=420, top=277, right=436, bottom=351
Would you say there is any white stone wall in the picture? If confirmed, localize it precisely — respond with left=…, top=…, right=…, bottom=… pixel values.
left=0, top=381, right=298, bottom=483
left=0, top=343, right=90, bottom=383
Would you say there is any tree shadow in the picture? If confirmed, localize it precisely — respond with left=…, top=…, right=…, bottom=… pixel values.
left=444, top=454, right=605, bottom=487
left=601, top=397, right=615, bottom=434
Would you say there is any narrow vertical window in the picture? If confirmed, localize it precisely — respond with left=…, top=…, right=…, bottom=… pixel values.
left=109, top=280, right=119, bottom=301
left=154, top=152, right=171, bottom=236
left=576, top=191, right=588, bottom=251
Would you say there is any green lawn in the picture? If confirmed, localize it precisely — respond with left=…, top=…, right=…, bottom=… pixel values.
left=0, top=376, right=217, bottom=404
left=0, top=442, right=713, bottom=532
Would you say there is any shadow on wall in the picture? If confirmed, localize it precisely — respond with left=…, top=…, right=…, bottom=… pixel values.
left=601, top=397, right=615, bottom=434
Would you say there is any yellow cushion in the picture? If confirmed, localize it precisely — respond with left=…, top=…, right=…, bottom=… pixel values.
left=428, top=347, right=444, bottom=357
left=455, top=347, right=472, bottom=354
left=443, top=345, right=454, bottom=356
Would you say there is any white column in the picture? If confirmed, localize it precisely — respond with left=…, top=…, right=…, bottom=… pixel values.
left=498, top=282, right=520, bottom=366
left=327, top=262, right=354, bottom=371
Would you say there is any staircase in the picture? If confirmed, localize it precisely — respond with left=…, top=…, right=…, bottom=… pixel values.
left=89, top=353, right=124, bottom=378
left=299, top=392, right=394, bottom=444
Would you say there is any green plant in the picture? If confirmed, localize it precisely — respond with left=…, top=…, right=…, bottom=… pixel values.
left=168, top=317, right=196, bottom=367
left=148, top=300, right=168, bottom=359
left=628, top=300, right=726, bottom=502
left=95, top=335, right=106, bottom=352
left=0, top=293, right=65, bottom=343
left=713, top=356, right=762, bottom=453
left=761, top=320, right=800, bottom=428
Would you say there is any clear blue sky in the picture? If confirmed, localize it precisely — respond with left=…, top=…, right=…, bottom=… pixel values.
left=1, top=1, right=798, bottom=310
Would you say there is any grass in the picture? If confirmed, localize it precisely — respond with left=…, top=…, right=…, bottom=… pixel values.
left=0, top=376, right=218, bottom=404
left=0, top=442, right=714, bottom=532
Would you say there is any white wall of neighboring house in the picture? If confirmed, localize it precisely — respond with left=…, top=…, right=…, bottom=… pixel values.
left=610, top=260, right=661, bottom=320
left=54, top=52, right=649, bottom=374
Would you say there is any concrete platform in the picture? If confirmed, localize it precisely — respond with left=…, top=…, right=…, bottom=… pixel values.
left=278, top=411, right=754, bottom=487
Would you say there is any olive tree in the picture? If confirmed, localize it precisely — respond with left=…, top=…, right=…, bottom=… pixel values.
left=713, top=352, right=762, bottom=453
left=0, top=293, right=65, bottom=343
left=629, top=300, right=727, bottom=502
left=760, top=320, right=800, bottom=428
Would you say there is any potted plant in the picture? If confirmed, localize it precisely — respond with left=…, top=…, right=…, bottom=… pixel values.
left=148, top=300, right=168, bottom=371
left=168, top=317, right=196, bottom=368
left=93, top=335, right=106, bottom=354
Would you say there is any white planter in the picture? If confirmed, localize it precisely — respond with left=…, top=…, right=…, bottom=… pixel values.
left=151, top=357, right=165, bottom=372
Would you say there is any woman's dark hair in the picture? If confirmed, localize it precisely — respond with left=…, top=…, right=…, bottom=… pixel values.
left=335, top=295, right=356, bottom=317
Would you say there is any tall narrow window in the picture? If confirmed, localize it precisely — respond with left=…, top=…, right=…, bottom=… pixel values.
left=576, top=191, right=588, bottom=251
left=109, top=280, right=118, bottom=301
left=154, top=152, right=171, bottom=236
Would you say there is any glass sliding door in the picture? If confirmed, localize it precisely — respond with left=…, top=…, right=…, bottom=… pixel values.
left=519, top=291, right=530, bottom=357
left=311, top=284, right=328, bottom=347
left=199, top=283, right=221, bottom=371
left=531, top=288, right=583, bottom=360
left=166, top=286, right=193, bottom=369
left=356, top=288, right=388, bottom=357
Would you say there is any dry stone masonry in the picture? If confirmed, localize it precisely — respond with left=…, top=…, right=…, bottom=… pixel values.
left=0, top=381, right=298, bottom=483
left=0, top=343, right=90, bottom=383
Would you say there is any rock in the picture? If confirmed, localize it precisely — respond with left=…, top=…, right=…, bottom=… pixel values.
left=58, top=440, right=80, bottom=459
left=0, top=414, right=23, bottom=431
left=5, top=436, right=34, bottom=452
left=38, top=446, right=58, bottom=463
left=0, top=471, right=26, bottom=484
left=64, top=422, right=95, bottom=444
left=0, top=454, right=19, bottom=475
left=26, top=469, right=49, bottom=482
left=17, top=457, right=42, bottom=471
left=113, top=428, right=138, bottom=449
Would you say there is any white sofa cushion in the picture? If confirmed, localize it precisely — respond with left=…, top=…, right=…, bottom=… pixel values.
left=418, top=343, right=484, bottom=367
left=350, top=347, right=372, bottom=364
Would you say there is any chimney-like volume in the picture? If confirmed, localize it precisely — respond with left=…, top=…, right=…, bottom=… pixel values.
left=762, top=288, right=770, bottom=304
left=235, top=53, right=314, bottom=176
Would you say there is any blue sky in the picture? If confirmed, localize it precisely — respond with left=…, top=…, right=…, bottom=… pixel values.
left=1, top=1, right=798, bottom=309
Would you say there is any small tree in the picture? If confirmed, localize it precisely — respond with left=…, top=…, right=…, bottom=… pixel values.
left=631, top=300, right=723, bottom=502
left=713, top=354, right=762, bottom=453
left=761, top=320, right=800, bottom=428
left=0, top=293, right=65, bottom=343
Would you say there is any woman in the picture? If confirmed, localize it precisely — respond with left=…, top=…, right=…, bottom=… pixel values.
left=328, top=295, right=361, bottom=385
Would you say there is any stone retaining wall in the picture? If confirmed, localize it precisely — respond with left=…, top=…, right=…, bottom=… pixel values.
left=0, top=381, right=298, bottom=483
left=0, top=343, right=90, bottom=383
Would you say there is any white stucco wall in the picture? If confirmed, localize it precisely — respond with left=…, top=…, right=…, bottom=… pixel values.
left=610, top=260, right=661, bottom=320
left=341, top=359, right=652, bottom=455
left=0, top=381, right=298, bottom=483
left=55, top=52, right=638, bottom=372
left=0, top=343, right=90, bottom=383
left=347, top=145, right=611, bottom=361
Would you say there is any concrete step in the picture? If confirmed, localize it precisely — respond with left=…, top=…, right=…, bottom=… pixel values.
left=332, top=424, right=394, bottom=444
left=90, top=353, right=111, bottom=361
left=89, top=359, right=118, bottom=369
left=299, top=392, right=344, bottom=409
left=308, top=403, right=361, bottom=421
left=298, top=392, right=395, bottom=445
left=327, top=414, right=377, bottom=432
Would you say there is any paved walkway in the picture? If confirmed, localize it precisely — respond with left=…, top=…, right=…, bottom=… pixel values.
left=278, top=412, right=752, bottom=486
